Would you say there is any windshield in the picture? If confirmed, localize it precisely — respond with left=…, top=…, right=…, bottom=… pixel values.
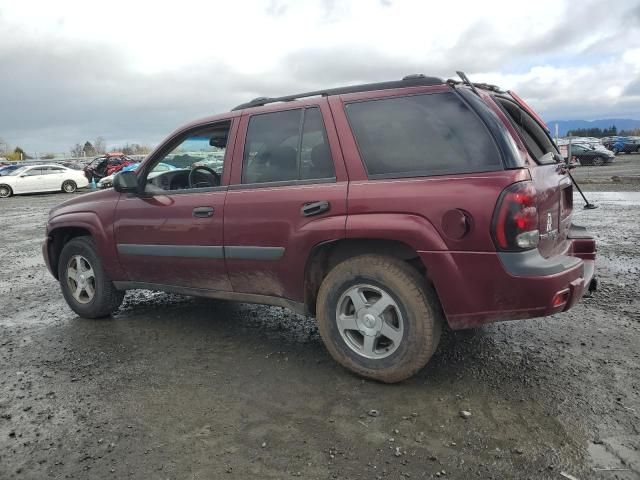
left=6, top=166, right=28, bottom=176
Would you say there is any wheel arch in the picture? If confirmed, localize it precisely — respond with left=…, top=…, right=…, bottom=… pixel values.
left=47, top=213, right=125, bottom=281
left=47, top=226, right=93, bottom=280
left=304, top=238, right=432, bottom=316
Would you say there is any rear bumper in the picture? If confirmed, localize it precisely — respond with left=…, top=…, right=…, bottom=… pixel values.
left=420, top=224, right=596, bottom=330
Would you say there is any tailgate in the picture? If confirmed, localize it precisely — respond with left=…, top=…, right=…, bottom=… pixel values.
left=491, top=90, right=574, bottom=258
left=528, top=164, right=573, bottom=258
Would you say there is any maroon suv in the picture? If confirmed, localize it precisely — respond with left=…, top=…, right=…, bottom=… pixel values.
left=43, top=74, right=596, bottom=382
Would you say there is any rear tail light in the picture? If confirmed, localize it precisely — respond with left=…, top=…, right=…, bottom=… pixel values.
left=492, top=181, right=539, bottom=251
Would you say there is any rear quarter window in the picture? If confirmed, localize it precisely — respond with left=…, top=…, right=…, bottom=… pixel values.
left=345, top=92, right=502, bottom=178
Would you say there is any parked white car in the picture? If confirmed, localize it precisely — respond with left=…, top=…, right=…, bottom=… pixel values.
left=0, top=164, right=89, bottom=198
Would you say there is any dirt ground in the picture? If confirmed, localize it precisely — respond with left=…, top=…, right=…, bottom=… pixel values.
left=1, top=157, right=639, bottom=479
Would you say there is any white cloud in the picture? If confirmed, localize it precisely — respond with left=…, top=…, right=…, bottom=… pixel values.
left=0, top=0, right=639, bottom=152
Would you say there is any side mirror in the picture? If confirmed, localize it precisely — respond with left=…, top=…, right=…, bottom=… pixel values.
left=113, top=171, right=139, bottom=193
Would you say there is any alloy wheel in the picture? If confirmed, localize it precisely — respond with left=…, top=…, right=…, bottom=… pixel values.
left=335, top=284, right=404, bottom=359
left=66, top=255, right=96, bottom=304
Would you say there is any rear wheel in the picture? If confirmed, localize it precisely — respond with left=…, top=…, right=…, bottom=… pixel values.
left=592, top=156, right=605, bottom=166
left=0, top=184, right=12, bottom=198
left=316, top=255, right=442, bottom=383
left=58, top=236, right=124, bottom=318
left=62, top=180, right=77, bottom=193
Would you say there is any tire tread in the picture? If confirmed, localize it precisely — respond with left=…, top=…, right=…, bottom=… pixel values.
left=58, top=236, right=124, bottom=318
left=316, top=254, right=442, bottom=383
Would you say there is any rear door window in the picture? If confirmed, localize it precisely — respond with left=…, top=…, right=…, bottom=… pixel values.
left=242, top=107, right=335, bottom=184
left=345, top=92, right=502, bottom=178
left=24, top=168, right=43, bottom=176
left=300, top=107, right=335, bottom=180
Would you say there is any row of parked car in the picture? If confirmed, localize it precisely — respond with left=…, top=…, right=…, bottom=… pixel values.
left=555, top=135, right=640, bottom=166
left=601, top=136, right=640, bottom=154
left=0, top=153, right=141, bottom=198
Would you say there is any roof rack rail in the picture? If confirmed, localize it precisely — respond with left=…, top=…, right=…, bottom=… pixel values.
left=446, top=78, right=505, bottom=93
left=231, top=74, right=444, bottom=111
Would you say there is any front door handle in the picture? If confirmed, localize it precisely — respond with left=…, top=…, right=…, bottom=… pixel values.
left=301, top=201, right=330, bottom=217
left=193, top=206, right=215, bottom=218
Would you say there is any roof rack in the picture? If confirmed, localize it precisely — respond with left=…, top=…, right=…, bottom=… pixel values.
left=231, top=74, right=444, bottom=111
left=446, top=78, right=505, bottom=93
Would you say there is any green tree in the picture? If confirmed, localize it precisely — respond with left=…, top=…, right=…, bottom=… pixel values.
left=7, top=146, right=31, bottom=161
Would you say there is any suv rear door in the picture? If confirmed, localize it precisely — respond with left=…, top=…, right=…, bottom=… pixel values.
left=492, top=94, right=573, bottom=258
left=223, top=100, right=348, bottom=303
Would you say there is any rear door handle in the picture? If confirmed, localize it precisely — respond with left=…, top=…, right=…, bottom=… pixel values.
left=193, top=206, right=215, bottom=218
left=301, top=201, right=330, bottom=217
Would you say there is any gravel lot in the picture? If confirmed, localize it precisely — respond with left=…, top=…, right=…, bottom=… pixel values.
left=573, top=153, right=640, bottom=191
left=1, top=159, right=639, bottom=479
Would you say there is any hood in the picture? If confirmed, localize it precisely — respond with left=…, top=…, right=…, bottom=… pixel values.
left=48, top=188, right=120, bottom=219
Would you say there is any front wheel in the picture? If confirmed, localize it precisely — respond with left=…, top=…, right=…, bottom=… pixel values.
left=592, top=156, right=605, bottom=167
left=62, top=180, right=77, bottom=193
left=316, top=255, right=442, bottom=383
left=58, top=236, right=124, bottom=318
left=0, top=184, right=12, bottom=198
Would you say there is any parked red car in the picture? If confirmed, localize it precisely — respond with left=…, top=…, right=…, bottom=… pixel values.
left=43, top=74, right=596, bottom=382
left=83, top=153, right=135, bottom=183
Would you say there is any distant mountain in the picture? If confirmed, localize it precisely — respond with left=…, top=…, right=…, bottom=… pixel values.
left=547, top=118, right=640, bottom=136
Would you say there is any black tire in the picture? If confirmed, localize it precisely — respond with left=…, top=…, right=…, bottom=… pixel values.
left=0, top=184, right=12, bottom=198
left=316, top=255, right=442, bottom=383
left=58, top=236, right=124, bottom=319
left=592, top=156, right=605, bottom=167
left=62, top=180, right=77, bottom=193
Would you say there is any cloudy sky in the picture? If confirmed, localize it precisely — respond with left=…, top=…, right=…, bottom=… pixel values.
left=1, top=0, right=639, bottom=154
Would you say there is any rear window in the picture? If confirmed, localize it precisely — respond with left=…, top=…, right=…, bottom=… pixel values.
left=495, top=97, right=559, bottom=164
left=345, top=92, right=502, bottom=178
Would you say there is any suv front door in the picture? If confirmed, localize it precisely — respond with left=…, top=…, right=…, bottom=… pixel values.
left=224, top=101, right=348, bottom=303
left=113, top=119, right=238, bottom=291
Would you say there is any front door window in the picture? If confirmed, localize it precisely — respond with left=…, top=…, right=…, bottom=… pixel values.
left=143, top=122, right=231, bottom=194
